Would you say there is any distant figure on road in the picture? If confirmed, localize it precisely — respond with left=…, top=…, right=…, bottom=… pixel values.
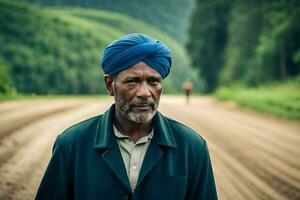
left=35, top=33, right=217, bottom=200
left=182, top=80, right=193, bottom=104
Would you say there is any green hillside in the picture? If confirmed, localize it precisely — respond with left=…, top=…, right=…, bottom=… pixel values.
left=0, top=0, right=199, bottom=95
left=26, top=0, right=196, bottom=43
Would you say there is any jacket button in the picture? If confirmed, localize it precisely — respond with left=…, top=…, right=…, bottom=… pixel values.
left=123, top=194, right=131, bottom=200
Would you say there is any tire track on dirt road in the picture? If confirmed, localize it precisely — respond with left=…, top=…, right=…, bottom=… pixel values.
left=163, top=106, right=300, bottom=199
left=0, top=102, right=103, bottom=167
left=0, top=96, right=299, bottom=200
left=0, top=99, right=112, bottom=200
left=0, top=99, right=105, bottom=167
left=162, top=98, right=300, bottom=170
left=211, top=149, right=258, bottom=200
left=160, top=107, right=288, bottom=200
left=0, top=99, right=93, bottom=140
left=159, top=96, right=300, bottom=200
left=0, top=100, right=45, bottom=114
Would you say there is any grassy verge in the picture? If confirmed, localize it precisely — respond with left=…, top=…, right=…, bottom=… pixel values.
left=215, top=78, right=300, bottom=120
left=0, top=93, right=23, bottom=101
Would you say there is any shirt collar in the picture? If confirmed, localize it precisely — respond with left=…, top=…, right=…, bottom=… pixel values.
left=113, top=125, right=154, bottom=144
left=93, top=104, right=177, bottom=149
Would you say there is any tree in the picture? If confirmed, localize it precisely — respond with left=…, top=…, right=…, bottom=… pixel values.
left=249, top=0, right=300, bottom=84
left=186, top=0, right=232, bottom=93
left=220, top=0, right=265, bottom=86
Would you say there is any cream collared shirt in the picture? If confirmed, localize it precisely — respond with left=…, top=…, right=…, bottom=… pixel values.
left=113, top=125, right=153, bottom=192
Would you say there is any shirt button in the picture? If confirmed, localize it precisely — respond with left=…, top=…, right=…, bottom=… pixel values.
left=132, top=165, right=137, bottom=170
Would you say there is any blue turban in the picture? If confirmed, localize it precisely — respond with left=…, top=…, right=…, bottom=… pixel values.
left=100, top=33, right=172, bottom=79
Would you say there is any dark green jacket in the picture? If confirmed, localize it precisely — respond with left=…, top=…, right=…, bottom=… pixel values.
left=36, top=105, right=217, bottom=200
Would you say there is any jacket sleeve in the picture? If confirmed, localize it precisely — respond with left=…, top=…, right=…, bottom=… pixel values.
left=35, top=134, right=73, bottom=200
left=186, top=140, right=218, bottom=200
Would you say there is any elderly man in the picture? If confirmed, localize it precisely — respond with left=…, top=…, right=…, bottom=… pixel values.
left=36, top=33, right=218, bottom=200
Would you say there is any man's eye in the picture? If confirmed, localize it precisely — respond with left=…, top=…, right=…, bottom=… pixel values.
left=126, top=80, right=136, bottom=85
left=149, top=79, right=159, bottom=85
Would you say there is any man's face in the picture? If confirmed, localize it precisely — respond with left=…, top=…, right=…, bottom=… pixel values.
left=111, top=62, right=163, bottom=123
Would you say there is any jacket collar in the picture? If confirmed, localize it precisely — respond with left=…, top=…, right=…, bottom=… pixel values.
left=93, top=104, right=177, bottom=149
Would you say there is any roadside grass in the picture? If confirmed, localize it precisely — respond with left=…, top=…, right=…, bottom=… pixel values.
left=0, top=93, right=23, bottom=101
left=215, top=79, right=300, bottom=120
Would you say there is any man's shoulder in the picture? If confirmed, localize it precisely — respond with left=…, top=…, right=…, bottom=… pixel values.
left=164, top=116, right=206, bottom=147
left=163, top=116, right=210, bottom=163
left=58, top=114, right=102, bottom=143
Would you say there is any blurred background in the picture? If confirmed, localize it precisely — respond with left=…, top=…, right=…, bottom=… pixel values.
left=0, top=0, right=299, bottom=199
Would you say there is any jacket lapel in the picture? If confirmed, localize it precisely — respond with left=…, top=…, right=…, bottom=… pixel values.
left=136, top=137, right=164, bottom=186
left=102, top=140, right=131, bottom=193
left=93, top=105, right=131, bottom=193
left=136, top=112, right=177, bottom=187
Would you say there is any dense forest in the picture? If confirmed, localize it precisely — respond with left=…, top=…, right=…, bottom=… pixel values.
left=187, top=0, right=300, bottom=93
left=0, top=0, right=199, bottom=95
left=25, top=0, right=196, bottom=43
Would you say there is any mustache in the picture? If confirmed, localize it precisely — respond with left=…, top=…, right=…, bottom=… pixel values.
left=129, top=99, right=155, bottom=107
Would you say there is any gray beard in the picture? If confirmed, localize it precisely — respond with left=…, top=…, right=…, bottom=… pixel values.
left=115, top=94, right=157, bottom=123
left=127, top=109, right=157, bottom=123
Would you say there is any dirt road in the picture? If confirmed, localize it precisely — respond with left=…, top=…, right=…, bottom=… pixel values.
left=0, top=96, right=299, bottom=200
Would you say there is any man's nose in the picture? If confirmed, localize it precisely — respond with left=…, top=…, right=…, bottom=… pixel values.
left=136, top=82, right=151, bottom=98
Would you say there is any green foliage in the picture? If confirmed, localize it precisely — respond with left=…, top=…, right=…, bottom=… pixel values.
left=188, top=0, right=300, bottom=92
left=0, top=0, right=106, bottom=94
left=215, top=76, right=300, bottom=120
left=248, top=0, right=300, bottom=84
left=25, top=0, right=196, bottom=43
left=186, top=0, right=232, bottom=93
left=49, top=7, right=201, bottom=94
left=0, top=60, right=12, bottom=93
left=0, top=0, right=199, bottom=94
left=220, top=0, right=264, bottom=86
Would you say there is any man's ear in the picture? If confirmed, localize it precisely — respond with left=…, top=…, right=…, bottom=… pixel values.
left=104, top=75, right=115, bottom=96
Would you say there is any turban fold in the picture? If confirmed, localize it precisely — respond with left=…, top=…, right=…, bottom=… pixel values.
left=100, top=33, right=172, bottom=79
